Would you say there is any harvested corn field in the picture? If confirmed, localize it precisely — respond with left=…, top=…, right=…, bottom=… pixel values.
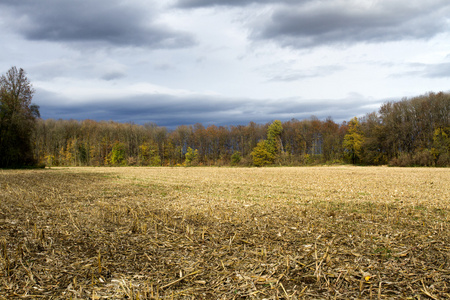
left=0, top=166, right=449, bottom=299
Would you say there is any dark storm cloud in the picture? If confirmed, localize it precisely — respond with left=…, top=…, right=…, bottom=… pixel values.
left=34, top=89, right=381, bottom=128
left=0, top=0, right=195, bottom=48
left=252, top=1, right=450, bottom=48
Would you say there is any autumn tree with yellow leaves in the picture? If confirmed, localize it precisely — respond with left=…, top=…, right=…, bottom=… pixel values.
left=343, top=117, right=364, bottom=164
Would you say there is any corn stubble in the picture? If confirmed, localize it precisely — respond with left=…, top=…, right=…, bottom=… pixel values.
left=0, top=166, right=449, bottom=299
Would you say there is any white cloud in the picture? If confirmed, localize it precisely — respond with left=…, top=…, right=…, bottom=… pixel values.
left=1, top=0, right=450, bottom=127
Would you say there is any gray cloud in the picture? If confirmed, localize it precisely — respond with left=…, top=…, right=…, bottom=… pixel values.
left=27, top=60, right=73, bottom=80
left=0, top=0, right=195, bottom=48
left=423, top=62, right=450, bottom=78
left=34, top=88, right=382, bottom=128
left=401, top=62, right=450, bottom=78
left=175, top=0, right=303, bottom=8
left=175, top=0, right=450, bottom=48
left=252, top=1, right=450, bottom=48
left=153, top=63, right=174, bottom=71
left=3, top=0, right=445, bottom=130
left=269, top=65, right=345, bottom=82
left=101, top=71, right=126, bottom=81
left=28, top=59, right=128, bottom=81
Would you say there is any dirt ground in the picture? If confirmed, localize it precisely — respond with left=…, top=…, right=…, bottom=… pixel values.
left=1, top=166, right=449, bottom=299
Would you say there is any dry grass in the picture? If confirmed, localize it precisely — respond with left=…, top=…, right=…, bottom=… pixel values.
left=0, top=166, right=449, bottom=299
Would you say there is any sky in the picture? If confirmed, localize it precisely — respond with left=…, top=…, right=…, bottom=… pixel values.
left=1, top=0, right=449, bottom=128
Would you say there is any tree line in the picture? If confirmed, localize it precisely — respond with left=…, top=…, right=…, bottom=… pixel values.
left=32, top=118, right=346, bottom=166
left=32, top=116, right=347, bottom=167
left=1, top=67, right=449, bottom=168
left=358, top=92, right=450, bottom=166
left=32, top=92, right=449, bottom=167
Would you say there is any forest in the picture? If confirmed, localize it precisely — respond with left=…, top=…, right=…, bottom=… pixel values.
left=1, top=67, right=449, bottom=168
left=31, top=92, right=449, bottom=167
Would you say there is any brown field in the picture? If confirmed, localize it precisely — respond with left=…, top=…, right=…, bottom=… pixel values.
left=0, top=166, right=449, bottom=299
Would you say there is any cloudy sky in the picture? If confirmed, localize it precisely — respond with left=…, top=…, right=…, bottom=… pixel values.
left=1, top=0, right=449, bottom=128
